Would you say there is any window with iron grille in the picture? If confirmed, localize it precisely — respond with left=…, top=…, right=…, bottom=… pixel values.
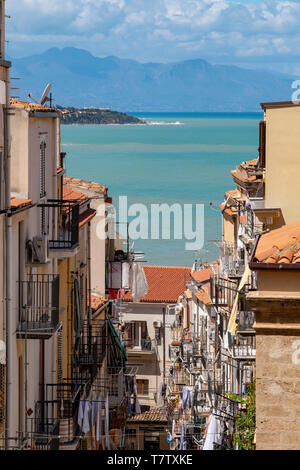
left=136, top=379, right=149, bottom=396
left=40, top=140, right=46, bottom=198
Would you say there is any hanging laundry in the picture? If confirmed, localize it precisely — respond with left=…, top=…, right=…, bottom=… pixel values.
left=135, top=396, right=141, bottom=414
left=203, top=414, right=222, bottom=450
left=131, top=262, right=148, bottom=302
left=82, top=398, right=92, bottom=434
left=122, top=262, right=130, bottom=289
left=96, top=395, right=103, bottom=442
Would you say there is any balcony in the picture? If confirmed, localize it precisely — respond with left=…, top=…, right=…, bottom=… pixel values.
left=17, top=274, right=61, bottom=339
left=171, top=326, right=183, bottom=347
left=211, top=276, right=238, bottom=309
left=78, top=320, right=106, bottom=367
left=231, top=159, right=264, bottom=198
left=220, top=242, right=245, bottom=278
left=29, top=402, right=60, bottom=450
left=39, top=200, right=80, bottom=258
left=232, top=342, right=256, bottom=360
left=125, top=338, right=155, bottom=356
left=236, top=310, right=256, bottom=335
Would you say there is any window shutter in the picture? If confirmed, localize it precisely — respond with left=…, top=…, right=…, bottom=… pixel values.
left=259, top=121, right=266, bottom=168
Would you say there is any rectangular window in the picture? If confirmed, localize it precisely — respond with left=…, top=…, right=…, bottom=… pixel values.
left=136, top=379, right=149, bottom=396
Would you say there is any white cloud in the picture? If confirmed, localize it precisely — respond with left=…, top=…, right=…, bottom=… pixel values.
left=5, top=0, right=300, bottom=74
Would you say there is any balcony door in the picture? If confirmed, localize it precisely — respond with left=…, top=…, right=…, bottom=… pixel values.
left=125, top=321, right=147, bottom=350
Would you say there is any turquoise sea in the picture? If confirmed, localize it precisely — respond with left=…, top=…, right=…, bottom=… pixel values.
left=61, top=113, right=262, bottom=267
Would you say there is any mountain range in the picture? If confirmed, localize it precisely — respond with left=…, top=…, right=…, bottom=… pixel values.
left=10, top=47, right=294, bottom=112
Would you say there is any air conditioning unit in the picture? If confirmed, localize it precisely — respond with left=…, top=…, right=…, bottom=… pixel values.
left=27, top=236, right=49, bottom=264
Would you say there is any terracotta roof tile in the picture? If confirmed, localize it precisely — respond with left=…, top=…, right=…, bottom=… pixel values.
left=253, top=221, right=300, bottom=264
left=184, top=289, right=193, bottom=300
left=194, top=286, right=211, bottom=306
left=127, top=407, right=167, bottom=423
left=64, top=176, right=107, bottom=196
left=10, top=98, right=56, bottom=113
left=191, top=268, right=211, bottom=284
left=123, top=265, right=191, bottom=303
left=79, top=208, right=96, bottom=228
left=90, top=295, right=107, bottom=312
left=10, top=197, right=32, bottom=210
left=63, top=185, right=89, bottom=205
left=245, top=158, right=258, bottom=166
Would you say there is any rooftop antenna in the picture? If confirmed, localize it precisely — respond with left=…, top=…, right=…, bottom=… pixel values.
left=40, top=83, right=52, bottom=106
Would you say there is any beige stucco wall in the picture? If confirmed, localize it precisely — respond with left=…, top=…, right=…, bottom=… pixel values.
left=223, top=213, right=236, bottom=245
left=265, top=106, right=300, bottom=225
left=258, top=271, right=300, bottom=292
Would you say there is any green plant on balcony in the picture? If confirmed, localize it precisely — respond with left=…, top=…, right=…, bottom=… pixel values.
left=227, top=381, right=256, bottom=450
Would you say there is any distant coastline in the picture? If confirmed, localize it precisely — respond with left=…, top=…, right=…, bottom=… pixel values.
left=58, top=106, right=146, bottom=125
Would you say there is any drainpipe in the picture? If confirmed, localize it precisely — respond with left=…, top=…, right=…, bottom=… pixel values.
left=163, top=307, right=166, bottom=384
left=4, top=63, right=11, bottom=449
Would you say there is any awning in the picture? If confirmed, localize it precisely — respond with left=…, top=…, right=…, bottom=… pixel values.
left=108, top=319, right=128, bottom=362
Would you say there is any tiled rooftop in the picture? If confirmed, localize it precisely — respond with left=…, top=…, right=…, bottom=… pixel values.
left=64, top=176, right=107, bottom=196
left=10, top=197, right=32, bottom=211
left=123, top=265, right=191, bottom=303
left=63, top=185, right=89, bottom=205
left=127, top=407, right=167, bottom=423
left=253, top=221, right=300, bottom=264
left=194, top=285, right=211, bottom=305
left=191, top=267, right=211, bottom=284
left=10, top=98, right=56, bottom=113
left=79, top=208, right=96, bottom=228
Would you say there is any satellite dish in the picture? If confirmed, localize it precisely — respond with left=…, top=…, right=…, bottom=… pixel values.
left=40, top=83, right=52, bottom=105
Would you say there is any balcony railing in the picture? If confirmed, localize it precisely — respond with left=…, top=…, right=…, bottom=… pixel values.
left=17, top=274, right=60, bottom=339
left=232, top=344, right=256, bottom=360
left=39, top=200, right=80, bottom=251
left=220, top=242, right=245, bottom=278
left=29, top=401, right=60, bottom=450
left=79, top=320, right=106, bottom=366
left=124, top=338, right=155, bottom=354
left=211, top=276, right=238, bottom=309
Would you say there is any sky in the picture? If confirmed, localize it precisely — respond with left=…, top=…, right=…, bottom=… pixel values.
left=5, top=0, right=300, bottom=75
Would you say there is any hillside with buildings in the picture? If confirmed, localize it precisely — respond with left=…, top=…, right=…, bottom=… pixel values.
left=58, top=106, right=145, bottom=125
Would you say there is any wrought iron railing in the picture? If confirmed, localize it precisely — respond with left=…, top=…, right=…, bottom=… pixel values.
left=79, top=320, right=107, bottom=366
left=124, top=338, right=154, bottom=352
left=29, top=401, right=60, bottom=450
left=39, top=199, right=80, bottom=250
left=17, top=274, right=60, bottom=338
